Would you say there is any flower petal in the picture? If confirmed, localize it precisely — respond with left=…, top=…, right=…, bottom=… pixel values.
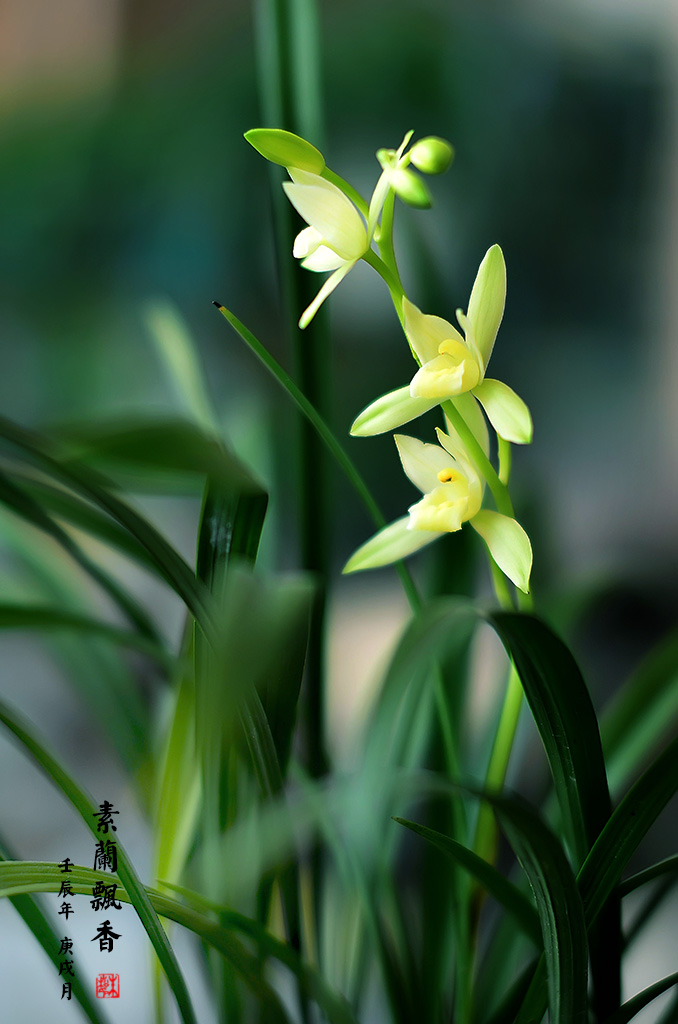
left=408, top=485, right=469, bottom=532
left=395, top=434, right=460, bottom=494
left=403, top=297, right=465, bottom=366
left=435, top=427, right=484, bottom=516
left=350, top=387, right=439, bottom=436
left=410, top=351, right=480, bottom=399
left=467, top=244, right=506, bottom=371
left=244, top=129, right=325, bottom=174
left=473, top=378, right=533, bottom=444
left=283, top=177, right=367, bottom=260
left=293, top=226, right=323, bottom=259
left=470, top=509, right=532, bottom=593
left=343, top=516, right=441, bottom=573
left=301, top=246, right=347, bottom=272
left=298, top=261, right=356, bottom=329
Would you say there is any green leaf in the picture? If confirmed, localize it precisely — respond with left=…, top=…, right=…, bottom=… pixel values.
left=515, top=736, right=678, bottom=1024
left=14, top=476, right=160, bottom=573
left=55, top=417, right=265, bottom=497
left=214, top=302, right=421, bottom=609
left=619, top=854, right=678, bottom=895
left=143, top=299, right=220, bottom=435
left=0, top=698, right=198, bottom=1024
left=0, top=414, right=212, bottom=626
left=488, top=612, right=611, bottom=866
left=0, top=469, right=160, bottom=641
left=0, top=603, right=174, bottom=667
left=394, top=817, right=541, bottom=946
left=0, top=836, right=108, bottom=1024
left=579, top=735, right=678, bottom=927
left=602, top=973, right=678, bottom=1024
left=601, top=629, right=678, bottom=793
left=0, top=862, right=358, bottom=1024
left=488, top=611, right=618, bottom=1017
left=490, top=794, right=588, bottom=1024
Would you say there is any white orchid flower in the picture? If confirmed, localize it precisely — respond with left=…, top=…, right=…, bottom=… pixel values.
left=283, top=169, right=375, bottom=329
left=343, top=428, right=532, bottom=593
left=283, top=132, right=421, bottom=329
left=351, top=245, right=533, bottom=445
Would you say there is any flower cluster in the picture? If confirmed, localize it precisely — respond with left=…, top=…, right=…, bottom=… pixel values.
left=246, top=128, right=533, bottom=594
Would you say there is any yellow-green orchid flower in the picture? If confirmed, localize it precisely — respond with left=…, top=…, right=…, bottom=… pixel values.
left=283, top=132, right=434, bottom=329
left=350, top=244, right=533, bottom=445
left=343, top=427, right=532, bottom=592
left=283, top=168, right=370, bottom=328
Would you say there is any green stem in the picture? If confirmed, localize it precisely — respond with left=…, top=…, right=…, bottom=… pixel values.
left=215, top=304, right=420, bottom=615
left=442, top=400, right=513, bottom=517
left=377, top=190, right=404, bottom=293
left=362, top=249, right=405, bottom=327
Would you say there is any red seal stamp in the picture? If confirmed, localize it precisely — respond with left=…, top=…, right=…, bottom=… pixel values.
left=96, top=973, right=120, bottom=998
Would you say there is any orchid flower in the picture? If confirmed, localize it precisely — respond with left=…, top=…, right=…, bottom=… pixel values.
left=350, top=244, right=533, bottom=445
left=282, top=132, right=419, bottom=328
left=343, top=427, right=532, bottom=593
left=282, top=169, right=371, bottom=328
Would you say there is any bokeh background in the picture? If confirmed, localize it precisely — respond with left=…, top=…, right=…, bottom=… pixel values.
left=1, top=0, right=677, bottom=1020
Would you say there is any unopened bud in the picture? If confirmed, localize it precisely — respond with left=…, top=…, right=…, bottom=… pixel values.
left=408, top=136, right=454, bottom=175
left=389, top=168, right=433, bottom=209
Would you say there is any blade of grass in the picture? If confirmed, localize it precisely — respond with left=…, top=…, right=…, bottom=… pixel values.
left=213, top=303, right=421, bottom=612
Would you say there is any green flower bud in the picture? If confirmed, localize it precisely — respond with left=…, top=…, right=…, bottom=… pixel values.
left=389, top=168, right=433, bottom=209
left=244, top=128, right=325, bottom=174
left=408, top=136, right=454, bottom=175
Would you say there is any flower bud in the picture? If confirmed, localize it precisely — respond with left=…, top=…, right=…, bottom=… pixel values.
left=408, top=136, right=454, bottom=175
left=244, top=128, right=325, bottom=174
left=389, top=168, right=432, bottom=209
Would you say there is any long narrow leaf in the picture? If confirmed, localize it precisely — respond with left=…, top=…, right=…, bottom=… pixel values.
left=0, top=469, right=160, bottom=641
left=602, top=973, right=678, bottom=1024
left=0, top=604, right=174, bottom=670
left=0, top=862, right=357, bottom=1024
left=0, top=698, right=198, bottom=1024
left=489, top=794, right=588, bottom=1024
left=488, top=611, right=611, bottom=866
left=0, top=837, right=109, bottom=1024
left=213, top=303, right=421, bottom=611
left=395, top=817, right=541, bottom=946
left=0, top=415, right=211, bottom=625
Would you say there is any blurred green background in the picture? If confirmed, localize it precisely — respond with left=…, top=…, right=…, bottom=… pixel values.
left=1, top=0, right=677, bottom=1019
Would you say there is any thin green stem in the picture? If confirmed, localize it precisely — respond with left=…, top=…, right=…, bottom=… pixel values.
left=376, top=191, right=404, bottom=293
left=215, top=304, right=420, bottom=614
left=442, top=400, right=513, bottom=516
left=362, top=249, right=405, bottom=327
